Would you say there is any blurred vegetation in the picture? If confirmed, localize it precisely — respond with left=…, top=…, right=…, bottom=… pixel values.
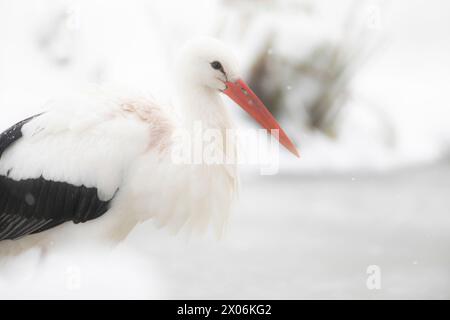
left=219, top=0, right=380, bottom=138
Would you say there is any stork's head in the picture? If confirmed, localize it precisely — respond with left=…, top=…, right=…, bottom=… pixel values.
left=176, top=37, right=299, bottom=158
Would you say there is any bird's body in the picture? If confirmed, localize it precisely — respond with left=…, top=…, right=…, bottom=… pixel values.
left=0, top=92, right=237, bottom=256
left=0, top=38, right=298, bottom=257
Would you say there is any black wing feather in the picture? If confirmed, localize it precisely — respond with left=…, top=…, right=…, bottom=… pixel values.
left=0, top=116, right=114, bottom=241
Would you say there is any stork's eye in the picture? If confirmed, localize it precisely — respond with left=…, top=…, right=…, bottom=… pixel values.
left=210, top=61, right=223, bottom=71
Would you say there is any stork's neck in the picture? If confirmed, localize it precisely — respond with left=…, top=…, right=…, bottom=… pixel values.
left=175, top=84, right=233, bottom=131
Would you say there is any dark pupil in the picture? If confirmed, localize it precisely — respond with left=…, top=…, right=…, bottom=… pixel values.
left=211, top=61, right=222, bottom=70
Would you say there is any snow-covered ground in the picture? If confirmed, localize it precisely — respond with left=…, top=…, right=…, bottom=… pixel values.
left=133, top=163, right=450, bottom=299
left=1, top=163, right=449, bottom=299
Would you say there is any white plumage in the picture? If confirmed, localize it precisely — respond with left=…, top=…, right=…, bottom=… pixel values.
left=0, top=38, right=297, bottom=257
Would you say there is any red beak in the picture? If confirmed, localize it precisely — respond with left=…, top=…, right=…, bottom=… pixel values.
left=223, top=79, right=299, bottom=158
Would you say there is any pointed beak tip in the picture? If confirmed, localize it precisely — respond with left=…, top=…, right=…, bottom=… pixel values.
left=225, top=79, right=301, bottom=160
left=286, top=144, right=300, bottom=158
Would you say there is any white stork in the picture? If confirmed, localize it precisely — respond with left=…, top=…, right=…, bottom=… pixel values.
left=0, top=38, right=298, bottom=257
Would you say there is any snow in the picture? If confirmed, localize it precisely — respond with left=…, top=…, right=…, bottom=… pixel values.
left=0, top=246, right=166, bottom=299
left=1, top=163, right=450, bottom=299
